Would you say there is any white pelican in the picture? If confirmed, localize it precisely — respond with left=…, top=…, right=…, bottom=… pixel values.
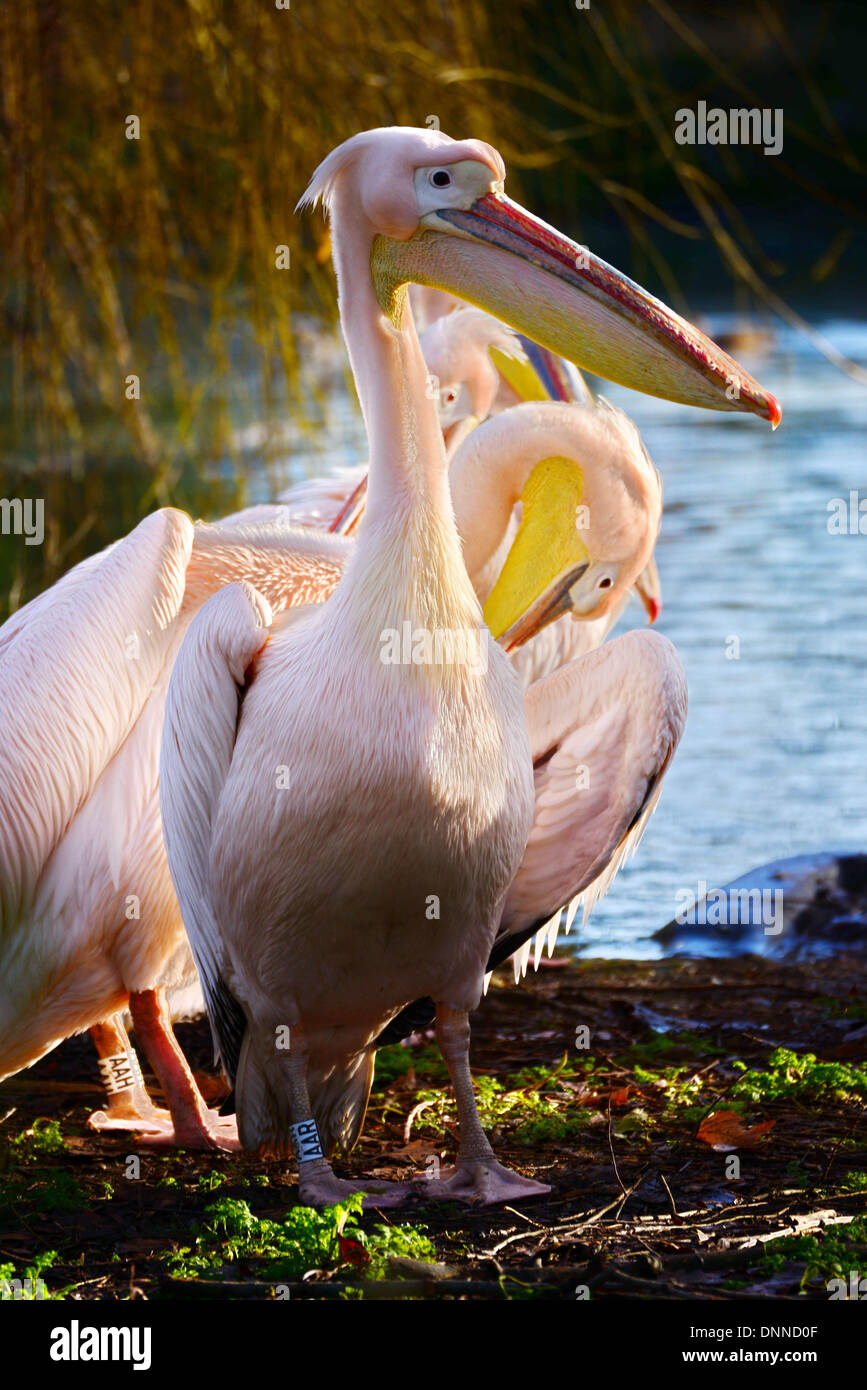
left=0, top=397, right=667, bottom=1148
left=417, top=311, right=665, bottom=685
left=412, top=305, right=665, bottom=683
left=0, top=382, right=666, bottom=1151
left=0, top=515, right=350, bottom=1146
left=216, top=306, right=531, bottom=535
left=159, top=126, right=779, bottom=1205
left=418, top=306, right=530, bottom=456
left=221, top=395, right=667, bottom=996
left=229, top=310, right=663, bottom=688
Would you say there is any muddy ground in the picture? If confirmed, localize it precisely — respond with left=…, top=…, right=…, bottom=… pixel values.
left=1, top=952, right=865, bottom=1301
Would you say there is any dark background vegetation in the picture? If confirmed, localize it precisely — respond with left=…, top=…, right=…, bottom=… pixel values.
left=1, top=0, right=864, bottom=614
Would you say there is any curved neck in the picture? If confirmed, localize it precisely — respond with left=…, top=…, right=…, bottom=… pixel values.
left=331, top=187, right=452, bottom=532
left=449, top=413, right=544, bottom=587
left=328, top=185, right=478, bottom=629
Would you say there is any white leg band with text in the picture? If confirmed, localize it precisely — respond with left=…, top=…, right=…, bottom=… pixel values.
left=291, top=1119, right=324, bottom=1162
left=98, top=1050, right=145, bottom=1096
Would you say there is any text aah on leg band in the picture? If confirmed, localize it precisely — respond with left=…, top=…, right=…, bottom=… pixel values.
left=291, top=1119, right=324, bottom=1162
left=98, top=1050, right=145, bottom=1096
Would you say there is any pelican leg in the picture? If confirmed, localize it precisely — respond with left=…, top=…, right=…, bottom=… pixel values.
left=279, top=1026, right=410, bottom=1209
left=87, top=1014, right=171, bottom=1130
left=416, top=1002, right=550, bottom=1205
left=120, top=988, right=238, bottom=1151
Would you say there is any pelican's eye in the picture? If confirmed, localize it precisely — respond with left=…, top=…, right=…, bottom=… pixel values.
left=598, top=576, right=613, bottom=589
left=430, top=169, right=452, bottom=189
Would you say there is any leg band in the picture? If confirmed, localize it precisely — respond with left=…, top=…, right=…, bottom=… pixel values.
left=98, top=1050, right=145, bottom=1096
left=290, top=1118, right=324, bottom=1162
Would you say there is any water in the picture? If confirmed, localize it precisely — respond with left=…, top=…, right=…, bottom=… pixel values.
left=235, top=317, right=867, bottom=960
left=578, top=317, right=867, bottom=957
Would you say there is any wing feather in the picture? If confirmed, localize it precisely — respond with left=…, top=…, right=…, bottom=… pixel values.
left=0, top=508, right=193, bottom=928
left=159, top=581, right=272, bottom=1075
left=492, top=629, right=687, bottom=972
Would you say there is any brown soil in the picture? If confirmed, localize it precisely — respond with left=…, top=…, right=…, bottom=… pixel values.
left=2, top=952, right=865, bottom=1300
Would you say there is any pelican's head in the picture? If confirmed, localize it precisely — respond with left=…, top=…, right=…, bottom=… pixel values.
left=449, top=400, right=662, bottom=649
left=300, top=126, right=780, bottom=425
left=420, top=307, right=528, bottom=448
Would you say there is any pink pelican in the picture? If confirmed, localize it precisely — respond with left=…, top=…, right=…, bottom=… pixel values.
left=0, top=517, right=349, bottom=1146
left=159, top=126, right=779, bottom=1205
left=235, top=309, right=662, bottom=686
left=0, top=392, right=666, bottom=1147
left=0, top=400, right=663, bottom=1148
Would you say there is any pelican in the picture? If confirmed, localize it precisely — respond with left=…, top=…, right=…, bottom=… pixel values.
left=159, top=126, right=779, bottom=1205
left=0, top=393, right=667, bottom=1150
left=216, top=305, right=531, bottom=535
left=0, top=399, right=667, bottom=1149
left=232, top=305, right=663, bottom=687
left=418, top=306, right=531, bottom=457
left=0, top=515, right=350, bottom=1146
left=422, top=319, right=664, bottom=685
left=223, top=394, right=668, bottom=995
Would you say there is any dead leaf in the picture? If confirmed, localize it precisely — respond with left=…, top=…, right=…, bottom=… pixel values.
left=384, top=1068, right=418, bottom=1094
left=338, top=1236, right=370, bottom=1268
left=697, top=1110, right=775, bottom=1152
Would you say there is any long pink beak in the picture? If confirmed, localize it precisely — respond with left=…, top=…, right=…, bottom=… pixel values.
left=413, top=192, right=781, bottom=426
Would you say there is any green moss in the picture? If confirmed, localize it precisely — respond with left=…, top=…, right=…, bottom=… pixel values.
left=412, top=1069, right=595, bottom=1147
left=9, top=1119, right=66, bottom=1162
left=0, top=1250, right=70, bottom=1300
left=29, top=1169, right=88, bottom=1212
left=513, top=1111, right=592, bottom=1145
left=762, top=1217, right=867, bottom=1283
left=839, top=1170, right=867, bottom=1192
left=196, top=1171, right=227, bottom=1193
left=159, top=1170, right=271, bottom=1195
left=626, top=1031, right=716, bottom=1061
left=372, top=1044, right=447, bottom=1089
left=632, top=1063, right=708, bottom=1112
left=167, top=1195, right=435, bottom=1282
left=731, top=1048, right=867, bottom=1103
left=0, top=1166, right=88, bottom=1214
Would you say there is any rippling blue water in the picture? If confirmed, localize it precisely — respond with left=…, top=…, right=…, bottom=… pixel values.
left=579, top=317, right=867, bottom=956
left=239, top=317, right=867, bottom=959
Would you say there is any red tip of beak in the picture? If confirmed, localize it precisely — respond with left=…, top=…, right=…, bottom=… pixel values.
left=767, top=393, right=783, bottom=430
left=647, top=598, right=662, bottom=625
